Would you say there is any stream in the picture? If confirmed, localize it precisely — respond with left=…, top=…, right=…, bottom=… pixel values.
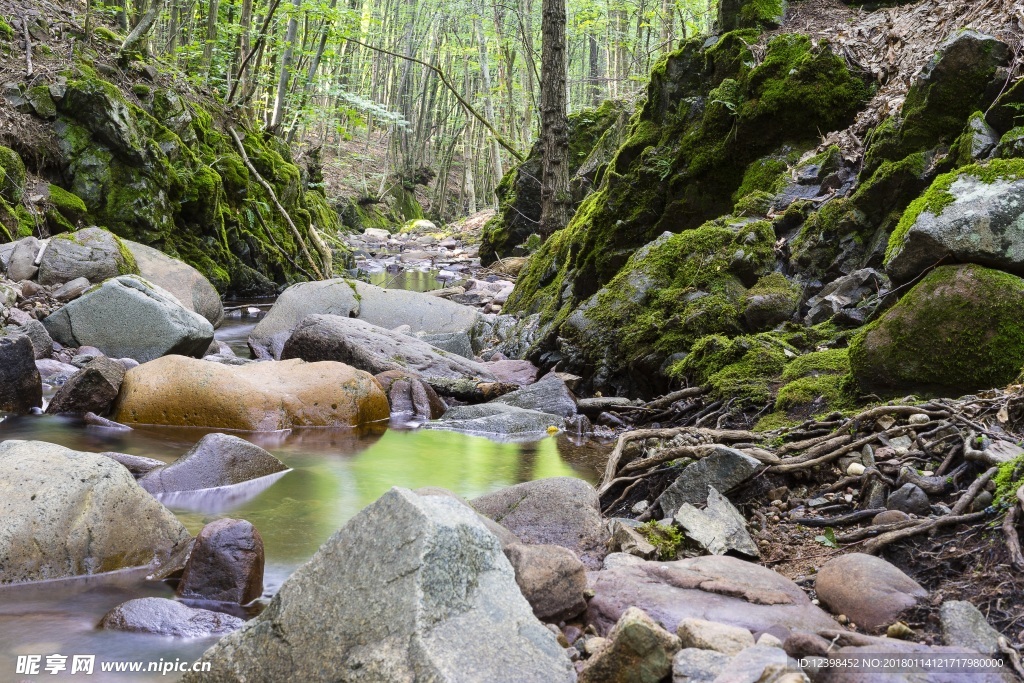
left=0, top=304, right=609, bottom=682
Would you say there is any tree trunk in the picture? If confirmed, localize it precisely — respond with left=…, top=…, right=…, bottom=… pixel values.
left=472, top=0, right=504, bottom=183
left=270, top=0, right=301, bottom=131
left=588, top=32, right=601, bottom=106
left=519, top=0, right=536, bottom=146
left=202, top=0, right=220, bottom=71
left=539, top=0, right=570, bottom=236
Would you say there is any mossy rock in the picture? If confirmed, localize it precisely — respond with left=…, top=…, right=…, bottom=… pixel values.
left=884, top=158, right=1024, bottom=283
left=0, top=146, right=26, bottom=204
left=849, top=263, right=1024, bottom=394
left=774, top=347, right=853, bottom=413
left=718, top=0, right=786, bottom=31
left=743, top=272, right=800, bottom=330
left=863, top=31, right=1010, bottom=176
left=556, top=218, right=776, bottom=396
left=671, top=333, right=792, bottom=406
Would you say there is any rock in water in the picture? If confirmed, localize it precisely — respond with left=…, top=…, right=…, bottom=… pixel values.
left=111, top=355, right=390, bottom=431
left=100, top=598, right=243, bottom=637
left=45, top=356, right=126, bottom=415
left=249, top=279, right=481, bottom=359
left=177, top=518, right=264, bottom=604
left=374, top=370, right=447, bottom=420
left=0, top=335, right=42, bottom=413
left=472, top=477, right=609, bottom=569
left=36, top=227, right=139, bottom=286
left=125, top=240, right=225, bottom=327
left=885, top=161, right=1024, bottom=284
left=849, top=264, right=1024, bottom=393
left=42, top=275, right=214, bottom=363
left=0, top=441, right=191, bottom=583
left=184, top=488, right=575, bottom=682
left=814, top=553, right=927, bottom=632
left=139, top=433, right=288, bottom=494
left=422, top=403, right=568, bottom=439
left=281, top=314, right=495, bottom=384
left=489, top=372, right=579, bottom=417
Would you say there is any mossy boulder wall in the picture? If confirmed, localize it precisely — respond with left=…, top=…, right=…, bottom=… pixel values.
left=718, top=0, right=786, bottom=31
left=46, top=73, right=343, bottom=294
left=480, top=100, right=630, bottom=265
left=849, top=264, right=1024, bottom=394
left=507, top=32, right=869, bottom=384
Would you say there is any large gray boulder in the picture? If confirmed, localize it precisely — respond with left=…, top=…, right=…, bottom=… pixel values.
left=0, top=440, right=192, bottom=583
left=125, top=241, right=224, bottom=327
left=885, top=163, right=1024, bottom=283
left=472, top=477, right=609, bottom=569
left=587, top=555, right=842, bottom=636
left=43, top=275, right=215, bottom=362
left=139, top=433, right=288, bottom=495
left=281, top=314, right=495, bottom=385
left=184, top=487, right=575, bottom=682
left=37, top=227, right=138, bottom=286
left=249, top=278, right=481, bottom=359
left=0, top=335, right=42, bottom=413
left=422, top=403, right=567, bottom=439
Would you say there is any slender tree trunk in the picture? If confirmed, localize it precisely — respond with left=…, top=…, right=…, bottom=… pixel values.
left=539, top=0, right=570, bottom=235
left=202, top=0, right=220, bottom=71
left=519, top=0, right=536, bottom=146
left=588, top=32, right=601, bottom=106
left=660, top=0, right=674, bottom=51
left=286, top=0, right=338, bottom=144
left=271, top=0, right=301, bottom=130
left=472, top=0, right=503, bottom=182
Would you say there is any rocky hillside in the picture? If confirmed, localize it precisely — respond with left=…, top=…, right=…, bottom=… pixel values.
left=499, top=0, right=1024, bottom=429
left=0, top=1, right=345, bottom=296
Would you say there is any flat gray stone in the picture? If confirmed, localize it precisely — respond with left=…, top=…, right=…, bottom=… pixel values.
left=422, top=403, right=565, bottom=439
left=672, top=648, right=731, bottom=683
left=674, top=487, right=759, bottom=557
left=939, top=600, right=1004, bottom=658
left=183, top=487, right=574, bottom=683
left=139, top=433, right=288, bottom=494
left=490, top=372, right=578, bottom=417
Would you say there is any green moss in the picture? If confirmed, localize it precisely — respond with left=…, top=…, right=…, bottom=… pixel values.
left=47, top=184, right=88, bottom=221
left=994, top=455, right=1024, bottom=506
left=93, top=26, right=122, bottom=44
left=733, top=157, right=788, bottom=203
left=850, top=263, right=1024, bottom=393
left=781, top=348, right=849, bottom=382
left=886, top=158, right=1024, bottom=263
left=132, top=84, right=152, bottom=98
left=0, top=17, right=14, bottom=40
left=671, top=333, right=791, bottom=406
left=754, top=411, right=802, bottom=432
left=0, top=146, right=26, bottom=203
left=638, top=521, right=684, bottom=560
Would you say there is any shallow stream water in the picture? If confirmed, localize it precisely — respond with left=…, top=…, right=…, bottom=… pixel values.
left=0, top=312, right=609, bottom=681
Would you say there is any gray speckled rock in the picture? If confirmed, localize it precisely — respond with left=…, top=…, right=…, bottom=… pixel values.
left=184, top=487, right=574, bottom=683
left=139, top=433, right=288, bottom=494
left=885, top=168, right=1024, bottom=284
left=42, top=275, right=214, bottom=363
left=674, top=487, right=759, bottom=557
left=281, top=314, right=495, bottom=385
left=0, top=441, right=191, bottom=583
left=472, top=477, right=609, bottom=570
left=100, top=598, right=243, bottom=637
left=249, top=279, right=481, bottom=359
left=125, top=241, right=224, bottom=328
left=939, top=600, right=1005, bottom=658
left=37, top=227, right=139, bottom=286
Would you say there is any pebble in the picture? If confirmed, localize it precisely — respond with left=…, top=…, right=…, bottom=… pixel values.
left=908, top=413, right=931, bottom=425
left=846, top=463, right=866, bottom=476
